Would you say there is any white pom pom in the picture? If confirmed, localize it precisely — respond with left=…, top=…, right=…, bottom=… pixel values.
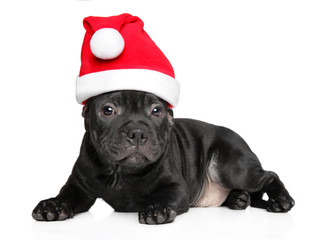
left=90, top=28, right=125, bottom=60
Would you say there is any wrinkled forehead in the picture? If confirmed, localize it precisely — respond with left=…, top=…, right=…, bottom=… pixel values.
left=91, top=91, right=167, bottom=109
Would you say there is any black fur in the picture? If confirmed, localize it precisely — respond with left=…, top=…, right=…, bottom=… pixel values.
left=32, top=91, right=294, bottom=224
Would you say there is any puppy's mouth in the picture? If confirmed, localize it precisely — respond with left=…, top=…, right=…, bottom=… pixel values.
left=108, top=145, right=160, bottom=166
left=119, top=153, right=149, bottom=166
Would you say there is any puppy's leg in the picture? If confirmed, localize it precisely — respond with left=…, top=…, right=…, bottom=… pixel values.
left=213, top=143, right=294, bottom=212
left=139, top=182, right=189, bottom=225
left=32, top=180, right=95, bottom=221
left=219, top=158, right=295, bottom=212
left=252, top=171, right=295, bottom=212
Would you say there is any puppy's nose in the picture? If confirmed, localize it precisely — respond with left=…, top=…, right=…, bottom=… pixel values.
left=127, top=128, right=147, bottom=146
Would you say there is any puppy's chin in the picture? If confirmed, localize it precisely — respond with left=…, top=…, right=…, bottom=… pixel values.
left=118, top=153, right=152, bottom=168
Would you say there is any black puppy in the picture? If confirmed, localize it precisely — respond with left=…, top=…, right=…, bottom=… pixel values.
left=32, top=91, right=295, bottom=224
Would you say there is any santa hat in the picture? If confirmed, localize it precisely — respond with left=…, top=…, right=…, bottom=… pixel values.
left=76, top=13, right=180, bottom=108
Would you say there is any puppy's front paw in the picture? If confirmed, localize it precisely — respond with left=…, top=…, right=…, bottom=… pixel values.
left=32, top=198, right=73, bottom=221
left=267, top=194, right=295, bottom=213
left=139, top=204, right=177, bottom=224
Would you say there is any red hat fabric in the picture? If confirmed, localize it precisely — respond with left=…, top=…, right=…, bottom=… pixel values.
left=76, top=13, right=180, bottom=107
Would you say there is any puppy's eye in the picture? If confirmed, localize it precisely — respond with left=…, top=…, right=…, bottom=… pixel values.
left=102, top=106, right=115, bottom=116
left=152, top=107, right=162, bottom=117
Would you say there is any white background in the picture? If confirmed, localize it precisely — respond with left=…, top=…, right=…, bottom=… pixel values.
left=1, top=0, right=323, bottom=239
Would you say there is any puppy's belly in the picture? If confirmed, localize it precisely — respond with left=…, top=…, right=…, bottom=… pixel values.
left=195, top=177, right=230, bottom=207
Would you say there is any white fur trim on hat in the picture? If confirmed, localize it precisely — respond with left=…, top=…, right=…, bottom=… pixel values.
left=76, top=69, right=180, bottom=107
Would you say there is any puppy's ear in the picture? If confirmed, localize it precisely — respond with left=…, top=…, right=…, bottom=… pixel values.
left=167, top=108, right=174, bottom=127
left=82, top=102, right=90, bottom=131
left=167, top=108, right=174, bottom=118
left=82, top=104, right=89, bottom=118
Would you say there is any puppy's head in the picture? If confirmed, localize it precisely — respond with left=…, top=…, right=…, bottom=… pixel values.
left=82, top=91, right=174, bottom=169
